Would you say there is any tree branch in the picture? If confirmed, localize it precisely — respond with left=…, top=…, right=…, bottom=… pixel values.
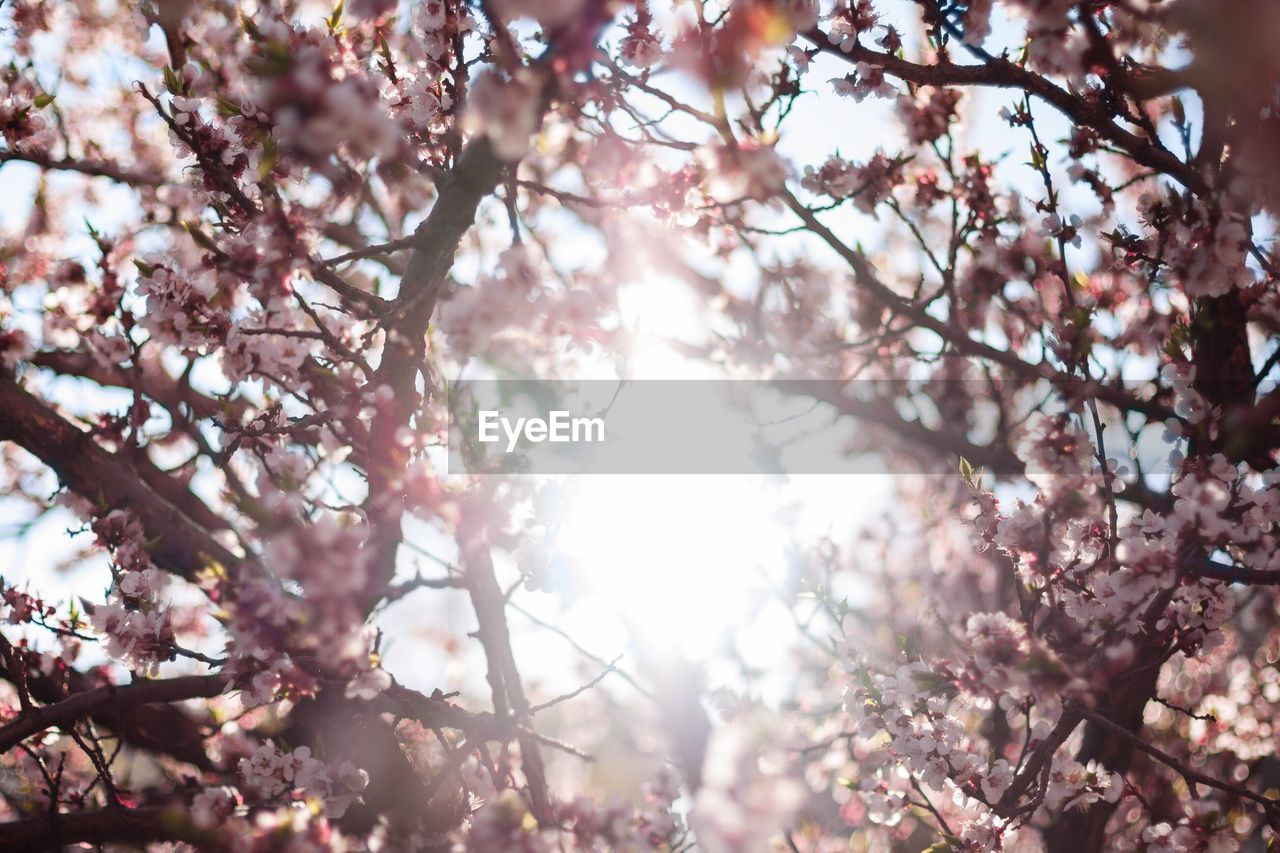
left=0, top=673, right=229, bottom=755
left=0, top=373, right=253, bottom=583
left=1071, top=706, right=1280, bottom=813
left=1190, top=559, right=1280, bottom=586
left=0, top=150, right=166, bottom=187
left=800, top=31, right=1205, bottom=195
left=0, top=805, right=221, bottom=851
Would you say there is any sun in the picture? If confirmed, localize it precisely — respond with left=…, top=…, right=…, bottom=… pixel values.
left=551, top=475, right=792, bottom=656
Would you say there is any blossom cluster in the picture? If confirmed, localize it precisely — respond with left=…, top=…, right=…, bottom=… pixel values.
left=1, top=0, right=1278, bottom=850
left=239, top=741, right=370, bottom=819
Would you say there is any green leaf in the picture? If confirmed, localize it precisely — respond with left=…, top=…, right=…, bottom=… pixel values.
left=240, top=12, right=263, bottom=40
left=909, top=669, right=954, bottom=693
left=163, top=65, right=182, bottom=94
left=257, top=135, right=279, bottom=180
left=183, top=222, right=217, bottom=251
left=326, top=0, right=345, bottom=31
left=33, top=92, right=55, bottom=109
left=1029, top=144, right=1045, bottom=171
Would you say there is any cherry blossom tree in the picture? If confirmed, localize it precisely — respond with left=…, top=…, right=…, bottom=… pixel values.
left=1, top=0, right=1278, bottom=850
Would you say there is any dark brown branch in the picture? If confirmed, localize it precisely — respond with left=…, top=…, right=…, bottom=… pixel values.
left=30, top=349, right=242, bottom=423
left=1190, top=559, right=1280, bottom=586
left=0, top=644, right=217, bottom=769
left=1125, top=64, right=1197, bottom=100
left=800, top=31, right=1206, bottom=195
left=529, top=655, right=623, bottom=715
left=0, top=674, right=228, bottom=755
left=308, top=260, right=391, bottom=313
left=0, top=373, right=252, bottom=583
left=1072, top=706, right=1280, bottom=813
left=0, top=805, right=221, bottom=851
left=777, top=378, right=1029, bottom=473
left=322, top=223, right=408, bottom=276
left=460, top=536, right=555, bottom=825
left=27, top=351, right=241, bottom=533
left=774, top=379, right=1171, bottom=510
left=361, top=137, right=509, bottom=609
left=380, top=574, right=463, bottom=604
left=324, top=235, right=419, bottom=266
left=380, top=682, right=498, bottom=733
left=0, top=151, right=166, bottom=187
left=997, top=710, right=1082, bottom=812
left=779, top=190, right=1174, bottom=423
